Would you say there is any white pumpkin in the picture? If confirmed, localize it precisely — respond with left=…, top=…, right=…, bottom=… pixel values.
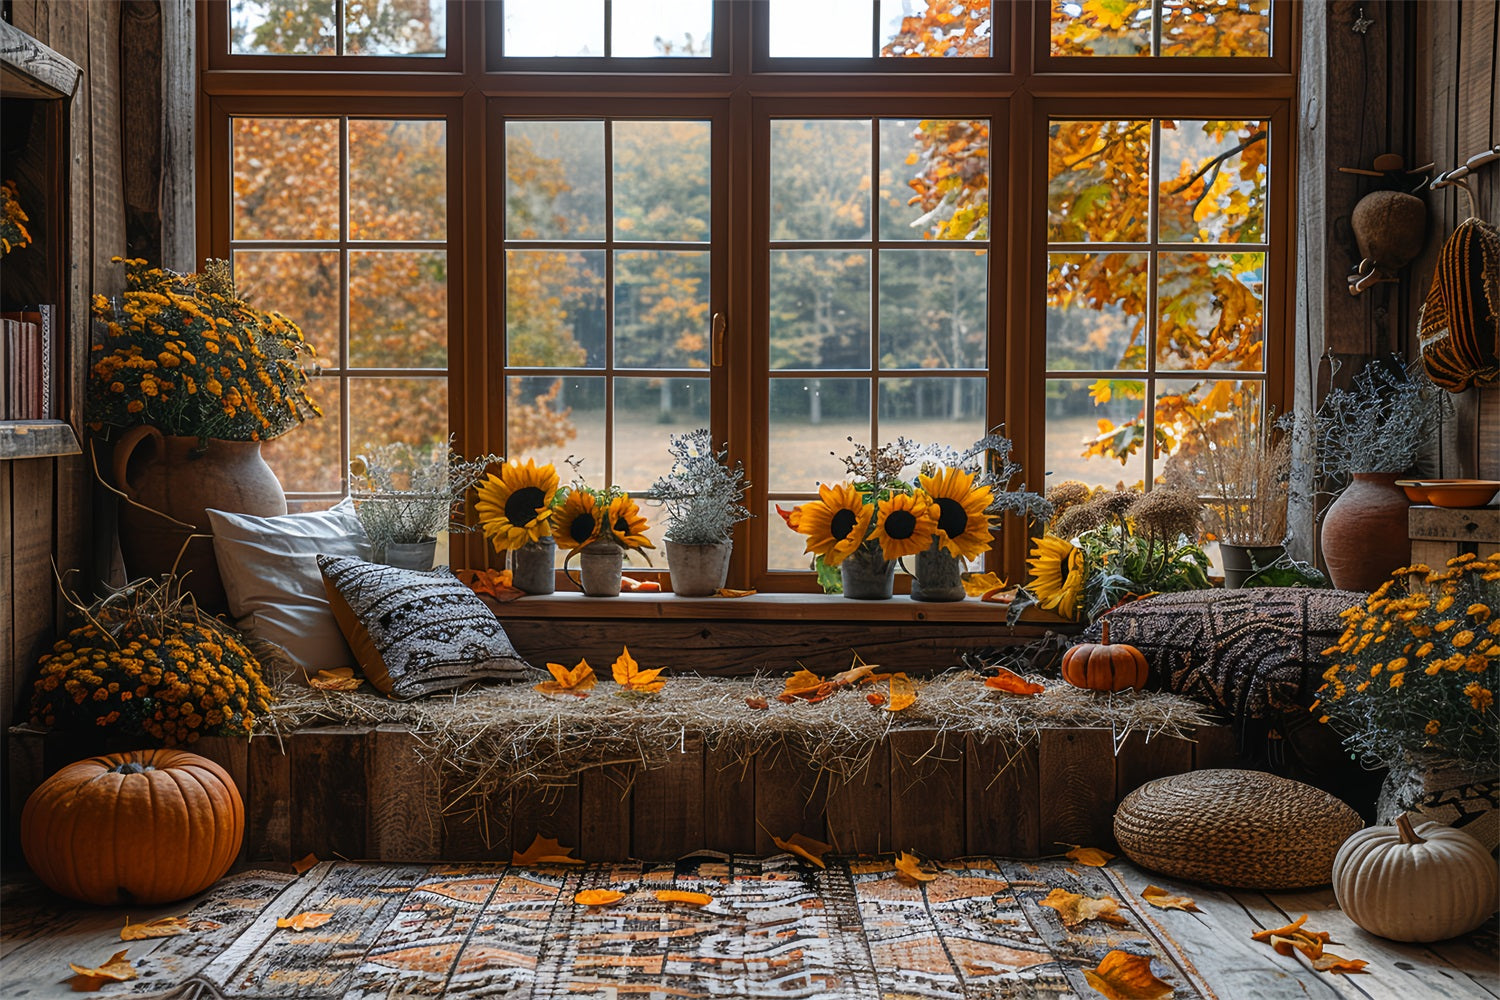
left=1332, top=813, right=1499, bottom=942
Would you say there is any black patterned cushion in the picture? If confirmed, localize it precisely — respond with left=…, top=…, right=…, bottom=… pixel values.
left=1077, top=588, right=1366, bottom=720
left=318, top=554, right=534, bottom=699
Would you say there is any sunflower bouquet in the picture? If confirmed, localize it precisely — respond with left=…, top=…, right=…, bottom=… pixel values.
left=1026, top=482, right=1210, bottom=621
left=1314, top=553, right=1500, bottom=772
left=88, top=257, right=320, bottom=443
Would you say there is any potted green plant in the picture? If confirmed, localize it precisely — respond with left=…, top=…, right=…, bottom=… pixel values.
left=649, top=429, right=750, bottom=596
left=1315, top=357, right=1450, bottom=591
left=349, top=438, right=500, bottom=569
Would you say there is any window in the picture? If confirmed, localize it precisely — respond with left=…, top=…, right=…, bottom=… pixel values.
left=201, top=0, right=1294, bottom=589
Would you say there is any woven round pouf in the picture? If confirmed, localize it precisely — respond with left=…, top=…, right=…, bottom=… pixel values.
left=1113, top=769, right=1364, bottom=890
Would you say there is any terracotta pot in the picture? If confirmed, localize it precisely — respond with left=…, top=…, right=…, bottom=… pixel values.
left=1320, top=472, right=1412, bottom=591
left=665, top=539, right=731, bottom=597
left=112, top=426, right=286, bottom=611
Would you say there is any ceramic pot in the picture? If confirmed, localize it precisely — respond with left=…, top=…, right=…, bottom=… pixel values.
left=840, top=545, right=896, bottom=600
left=112, top=426, right=286, bottom=611
left=909, top=540, right=965, bottom=602
left=1321, top=472, right=1412, bottom=591
left=1220, top=543, right=1286, bottom=589
left=665, top=539, right=732, bottom=597
left=379, top=539, right=437, bottom=571
left=511, top=536, right=557, bottom=595
left=572, top=538, right=624, bottom=597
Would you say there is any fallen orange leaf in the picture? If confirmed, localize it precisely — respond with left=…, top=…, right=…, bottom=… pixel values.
left=308, top=667, right=361, bottom=691
left=120, top=916, right=189, bottom=941
left=772, top=832, right=832, bottom=868
left=535, top=658, right=596, bottom=697
left=611, top=646, right=666, bottom=693
left=745, top=696, right=769, bottom=710
left=866, top=691, right=887, bottom=707
left=513, top=834, right=585, bottom=866
left=781, top=667, right=827, bottom=698
left=883, top=673, right=916, bottom=712
left=894, top=851, right=938, bottom=883
left=276, top=912, right=333, bottom=931
left=1268, top=934, right=1305, bottom=957
left=292, top=852, right=319, bottom=874
left=983, top=666, right=1045, bottom=696
left=574, top=889, right=625, bottom=906
left=1063, top=844, right=1115, bottom=867
left=1140, top=885, right=1200, bottom=912
left=68, top=949, right=136, bottom=989
left=1082, top=950, right=1173, bottom=1000
left=620, top=576, right=661, bottom=592
left=1310, top=952, right=1369, bottom=975
left=654, top=890, right=713, bottom=905
left=830, top=653, right=879, bottom=687
left=1251, top=914, right=1307, bottom=941
left=715, top=587, right=757, bottom=598
left=1039, top=887, right=1129, bottom=928
left=468, top=568, right=523, bottom=602
left=980, top=586, right=1016, bottom=604
left=961, top=571, right=1007, bottom=596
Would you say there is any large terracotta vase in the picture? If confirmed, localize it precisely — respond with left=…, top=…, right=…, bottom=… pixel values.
left=112, top=426, right=286, bottom=611
left=1320, top=472, right=1411, bottom=592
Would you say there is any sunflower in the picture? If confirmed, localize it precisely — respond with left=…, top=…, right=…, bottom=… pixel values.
left=793, top=482, right=874, bottom=567
left=918, top=467, right=995, bottom=561
left=474, top=459, right=560, bottom=551
left=1027, top=535, right=1086, bottom=620
left=872, top=492, right=937, bottom=561
left=607, top=494, right=654, bottom=550
left=553, top=490, right=604, bottom=551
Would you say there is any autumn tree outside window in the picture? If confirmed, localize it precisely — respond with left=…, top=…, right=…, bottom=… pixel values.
left=200, top=0, right=1295, bottom=591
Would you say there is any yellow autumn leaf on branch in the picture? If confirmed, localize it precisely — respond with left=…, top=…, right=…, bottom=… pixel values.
left=1140, top=884, right=1201, bottom=912
left=513, top=834, right=585, bottom=865
left=1082, top=949, right=1173, bottom=1000
left=772, top=831, right=832, bottom=868
left=120, top=915, right=190, bottom=941
left=1039, top=887, right=1130, bottom=928
left=611, top=646, right=666, bottom=693
left=276, top=912, right=333, bottom=931
left=68, top=949, right=136, bottom=990
left=574, top=889, right=625, bottom=906
left=894, top=851, right=938, bottom=883
left=654, top=890, right=713, bottom=905
left=535, top=658, right=596, bottom=697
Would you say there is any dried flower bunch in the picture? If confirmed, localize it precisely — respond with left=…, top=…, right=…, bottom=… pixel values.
left=1029, top=482, right=1209, bottom=621
left=648, top=429, right=750, bottom=545
left=1173, top=392, right=1292, bottom=547
left=349, top=437, right=501, bottom=551
left=0, top=179, right=31, bottom=255
left=88, top=257, right=321, bottom=443
left=30, top=578, right=273, bottom=744
left=1316, top=554, right=1499, bottom=771
left=1315, top=355, right=1451, bottom=479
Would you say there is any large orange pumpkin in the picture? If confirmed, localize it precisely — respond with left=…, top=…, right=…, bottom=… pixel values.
left=21, top=749, right=244, bottom=906
left=1060, top=620, right=1149, bottom=691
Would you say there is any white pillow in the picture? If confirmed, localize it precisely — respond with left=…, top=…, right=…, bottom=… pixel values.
left=207, top=499, right=371, bottom=671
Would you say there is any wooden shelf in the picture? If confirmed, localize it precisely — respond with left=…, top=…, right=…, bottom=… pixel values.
left=0, top=420, right=79, bottom=460
left=0, top=21, right=82, bottom=98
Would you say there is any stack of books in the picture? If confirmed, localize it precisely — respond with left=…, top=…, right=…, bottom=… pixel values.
left=0, top=305, right=56, bottom=420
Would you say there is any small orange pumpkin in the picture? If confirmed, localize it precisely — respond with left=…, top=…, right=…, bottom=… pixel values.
left=21, top=749, right=244, bottom=906
left=1060, top=620, right=1149, bottom=691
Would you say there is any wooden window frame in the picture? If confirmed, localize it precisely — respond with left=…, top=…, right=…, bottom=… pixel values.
left=197, top=0, right=1298, bottom=593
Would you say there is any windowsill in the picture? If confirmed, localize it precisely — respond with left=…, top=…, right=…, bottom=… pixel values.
left=0, top=420, right=81, bottom=461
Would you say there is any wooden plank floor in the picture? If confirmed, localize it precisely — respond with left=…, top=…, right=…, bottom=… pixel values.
left=1, top=859, right=1494, bottom=998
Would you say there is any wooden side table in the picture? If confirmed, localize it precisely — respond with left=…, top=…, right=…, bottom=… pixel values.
left=1408, top=505, right=1500, bottom=568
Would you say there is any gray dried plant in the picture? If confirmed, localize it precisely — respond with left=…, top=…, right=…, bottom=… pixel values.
left=349, top=436, right=500, bottom=550
left=647, top=429, right=750, bottom=545
left=1315, top=356, right=1451, bottom=479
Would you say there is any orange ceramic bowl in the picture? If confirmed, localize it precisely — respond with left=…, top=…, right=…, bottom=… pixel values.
left=1413, top=480, right=1500, bottom=508
left=1396, top=480, right=1430, bottom=503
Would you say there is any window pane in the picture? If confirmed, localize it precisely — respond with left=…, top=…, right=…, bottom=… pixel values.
left=233, top=250, right=342, bottom=367
left=1160, top=0, right=1271, bottom=57
left=505, top=121, right=605, bottom=240
left=611, top=0, right=713, bottom=56
left=767, top=500, right=815, bottom=571
left=349, top=376, right=448, bottom=456
left=768, top=0, right=874, bottom=58
left=1157, top=120, right=1267, bottom=244
left=1044, top=377, right=1147, bottom=488
left=614, top=251, right=711, bottom=370
left=1050, top=0, right=1152, bottom=56
left=263, top=376, right=341, bottom=492
left=613, top=121, right=711, bottom=242
left=878, top=377, right=986, bottom=451
left=879, top=0, right=992, bottom=57
left=770, top=120, right=871, bottom=241
left=1156, top=251, right=1263, bottom=372
left=768, top=378, right=870, bottom=492
left=505, top=250, right=605, bottom=368
left=879, top=249, right=987, bottom=369
left=504, top=0, right=603, bottom=56
left=344, top=0, right=446, bottom=55
left=769, top=250, right=871, bottom=371
left=506, top=375, right=603, bottom=481
left=880, top=119, right=989, bottom=241
left=349, top=119, right=447, bottom=240
left=350, top=250, right=448, bottom=368
left=1047, top=120, right=1151, bottom=243
left=231, top=0, right=335, bottom=55
left=1046, top=252, right=1147, bottom=371
left=1155, top=377, right=1262, bottom=480
left=232, top=118, right=340, bottom=240
left=613, top=377, right=711, bottom=491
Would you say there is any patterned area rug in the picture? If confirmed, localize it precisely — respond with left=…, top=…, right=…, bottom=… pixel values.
left=2, top=857, right=1214, bottom=999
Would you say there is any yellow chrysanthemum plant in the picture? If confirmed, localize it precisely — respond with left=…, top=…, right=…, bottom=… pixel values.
left=1314, top=553, right=1499, bottom=773
left=475, top=459, right=561, bottom=552
left=1, top=179, right=32, bottom=256
left=88, top=257, right=320, bottom=444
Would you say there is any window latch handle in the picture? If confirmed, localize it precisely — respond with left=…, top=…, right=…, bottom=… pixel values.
left=712, top=312, right=726, bottom=367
